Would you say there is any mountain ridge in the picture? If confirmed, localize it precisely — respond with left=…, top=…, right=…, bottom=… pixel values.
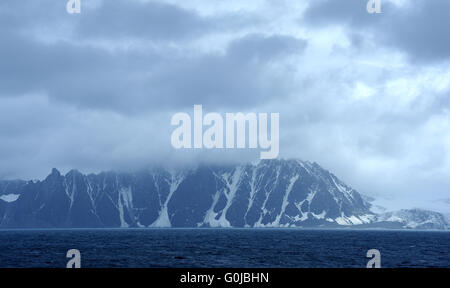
left=0, top=159, right=448, bottom=230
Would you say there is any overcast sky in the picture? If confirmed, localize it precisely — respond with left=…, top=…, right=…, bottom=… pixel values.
left=1, top=0, right=449, bottom=213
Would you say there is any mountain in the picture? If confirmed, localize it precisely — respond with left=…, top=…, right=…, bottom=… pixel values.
left=0, top=159, right=447, bottom=229
left=374, top=209, right=449, bottom=230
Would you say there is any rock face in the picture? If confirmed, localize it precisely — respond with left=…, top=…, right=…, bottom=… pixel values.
left=0, top=159, right=447, bottom=229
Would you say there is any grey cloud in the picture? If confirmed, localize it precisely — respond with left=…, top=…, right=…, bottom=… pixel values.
left=303, top=0, right=450, bottom=62
left=381, top=0, right=450, bottom=62
left=0, top=0, right=258, bottom=41
left=0, top=0, right=306, bottom=113
left=0, top=0, right=76, bottom=33
left=228, top=34, right=307, bottom=61
left=75, top=0, right=263, bottom=41
left=0, top=31, right=307, bottom=113
left=146, top=34, right=307, bottom=109
left=0, top=33, right=152, bottom=112
left=77, top=0, right=211, bottom=41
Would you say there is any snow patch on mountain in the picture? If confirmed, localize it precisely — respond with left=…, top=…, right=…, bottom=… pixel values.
left=0, top=194, right=20, bottom=203
left=151, top=172, right=185, bottom=228
left=118, top=187, right=134, bottom=228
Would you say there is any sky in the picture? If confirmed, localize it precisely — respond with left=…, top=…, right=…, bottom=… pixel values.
left=0, top=0, right=449, bottom=213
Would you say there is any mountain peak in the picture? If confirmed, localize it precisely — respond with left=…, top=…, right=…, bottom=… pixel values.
left=66, top=169, right=82, bottom=177
left=51, top=168, right=61, bottom=176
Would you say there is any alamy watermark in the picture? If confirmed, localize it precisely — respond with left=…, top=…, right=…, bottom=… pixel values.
left=366, top=0, right=382, bottom=14
left=66, top=249, right=81, bottom=268
left=170, top=105, right=279, bottom=159
left=366, top=249, right=381, bottom=268
left=66, top=0, right=81, bottom=14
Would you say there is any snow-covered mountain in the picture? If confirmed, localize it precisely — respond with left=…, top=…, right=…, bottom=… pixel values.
left=374, top=209, right=449, bottom=230
left=0, top=159, right=447, bottom=229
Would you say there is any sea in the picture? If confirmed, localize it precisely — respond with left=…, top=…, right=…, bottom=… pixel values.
left=0, top=229, right=448, bottom=268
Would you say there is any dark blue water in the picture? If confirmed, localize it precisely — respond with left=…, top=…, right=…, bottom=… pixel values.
left=0, top=229, right=448, bottom=268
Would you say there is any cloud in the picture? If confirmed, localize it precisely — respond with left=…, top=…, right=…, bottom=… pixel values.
left=303, top=0, right=450, bottom=62
left=144, top=34, right=307, bottom=109
left=0, top=30, right=307, bottom=113
left=77, top=0, right=212, bottom=41
left=380, top=0, right=450, bottom=62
